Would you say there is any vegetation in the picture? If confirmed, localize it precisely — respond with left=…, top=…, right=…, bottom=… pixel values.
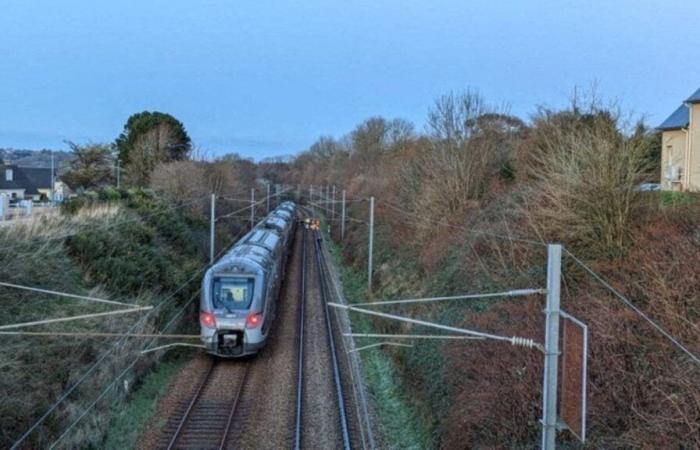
left=0, top=183, right=254, bottom=448
left=60, top=142, right=115, bottom=191
left=327, top=241, right=433, bottom=449
left=102, top=356, right=187, bottom=450
left=3, top=88, right=695, bottom=449
left=285, top=88, right=699, bottom=448
left=115, top=111, right=191, bottom=186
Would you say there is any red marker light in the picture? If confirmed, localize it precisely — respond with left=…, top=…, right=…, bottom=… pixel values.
left=246, top=312, right=263, bottom=329
left=200, top=311, right=216, bottom=328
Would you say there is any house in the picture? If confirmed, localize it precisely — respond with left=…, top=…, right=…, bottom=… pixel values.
left=0, top=164, right=58, bottom=201
left=658, top=88, right=700, bottom=192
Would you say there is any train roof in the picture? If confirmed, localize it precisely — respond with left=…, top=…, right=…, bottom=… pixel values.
left=241, top=228, right=281, bottom=253
left=210, top=243, right=270, bottom=276
left=271, top=209, right=292, bottom=220
left=264, top=216, right=289, bottom=233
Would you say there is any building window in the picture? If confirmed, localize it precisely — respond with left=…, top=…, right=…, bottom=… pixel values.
left=5, top=169, right=12, bottom=181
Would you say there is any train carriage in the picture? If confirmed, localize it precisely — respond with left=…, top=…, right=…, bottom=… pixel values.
left=200, top=202, right=297, bottom=357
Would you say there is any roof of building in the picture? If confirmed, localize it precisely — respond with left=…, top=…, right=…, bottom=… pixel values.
left=0, top=165, right=54, bottom=195
left=658, top=104, right=689, bottom=131
left=21, top=167, right=53, bottom=192
left=685, top=87, right=700, bottom=104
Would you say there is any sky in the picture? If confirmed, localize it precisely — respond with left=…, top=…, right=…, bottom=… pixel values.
left=1, top=0, right=699, bottom=160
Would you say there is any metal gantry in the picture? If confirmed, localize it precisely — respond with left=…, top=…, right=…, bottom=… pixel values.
left=330, top=242, right=573, bottom=450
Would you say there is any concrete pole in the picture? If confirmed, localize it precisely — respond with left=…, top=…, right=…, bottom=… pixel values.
left=266, top=183, right=271, bottom=213
left=116, top=160, right=121, bottom=189
left=341, top=190, right=346, bottom=240
left=541, top=244, right=562, bottom=450
left=250, top=188, right=255, bottom=230
left=209, top=194, right=216, bottom=264
left=331, top=185, right=336, bottom=223
left=368, top=196, right=375, bottom=294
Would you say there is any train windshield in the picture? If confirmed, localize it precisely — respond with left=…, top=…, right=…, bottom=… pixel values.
left=213, top=277, right=254, bottom=311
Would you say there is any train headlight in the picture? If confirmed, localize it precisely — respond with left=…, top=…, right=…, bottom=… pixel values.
left=200, top=311, right=216, bottom=328
left=246, top=312, right=263, bottom=329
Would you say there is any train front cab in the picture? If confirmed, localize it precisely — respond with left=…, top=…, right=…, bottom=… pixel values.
left=201, top=250, right=270, bottom=357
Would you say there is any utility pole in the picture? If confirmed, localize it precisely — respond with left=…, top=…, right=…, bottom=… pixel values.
left=368, top=196, right=375, bottom=294
left=341, top=190, right=346, bottom=240
left=266, top=183, right=271, bottom=213
left=250, top=188, right=255, bottom=230
left=116, top=160, right=121, bottom=189
left=331, top=185, right=336, bottom=224
left=210, top=194, right=216, bottom=264
left=309, top=185, right=313, bottom=206
left=297, top=184, right=301, bottom=202
left=541, top=244, right=562, bottom=450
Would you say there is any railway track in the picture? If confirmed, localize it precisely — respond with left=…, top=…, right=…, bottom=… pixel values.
left=294, top=224, right=352, bottom=450
left=161, top=360, right=249, bottom=450
left=152, top=214, right=359, bottom=450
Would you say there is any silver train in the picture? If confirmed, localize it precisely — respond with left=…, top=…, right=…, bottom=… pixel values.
left=200, top=201, right=297, bottom=357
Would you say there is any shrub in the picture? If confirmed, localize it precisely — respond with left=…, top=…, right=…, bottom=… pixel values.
left=521, top=105, right=652, bottom=257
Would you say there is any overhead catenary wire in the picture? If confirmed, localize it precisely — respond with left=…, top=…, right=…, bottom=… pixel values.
left=351, top=288, right=546, bottom=307
left=346, top=333, right=486, bottom=340
left=141, top=342, right=206, bottom=354
left=307, top=200, right=367, bottom=224
left=0, top=330, right=200, bottom=339
left=0, top=306, right=153, bottom=331
left=329, top=302, right=542, bottom=351
left=350, top=342, right=414, bottom=352
left=373, top=196, right=700, bottom=366
left=10, top=225, right=247, bottom=449
left=0, top=281, right=141, bottom=308
left=8, top=273, right=201, bottom=449
left=381, top=200, right=545, bottom=246
left=216, top=186, right=293, bottom=222
left=564, top=248, right=700, bottom=367
left=215, top=197, right=267, bottom=222
left=47, top=289, right=202, bottom=449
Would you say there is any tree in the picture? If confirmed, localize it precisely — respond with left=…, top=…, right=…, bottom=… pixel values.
left=60, top=142, right=114, bottom=191
left=350, top=117, right=414, bottom=174
left=115, top=111, right=191, bottom=186
left=628, top=121, right=662, bottom=180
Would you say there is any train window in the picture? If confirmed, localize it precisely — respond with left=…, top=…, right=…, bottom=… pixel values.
left=213, top=277, right=254, bottom=311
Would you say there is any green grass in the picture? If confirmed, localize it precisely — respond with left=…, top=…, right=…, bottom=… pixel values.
left=102, top=357, right=187, bottom=450
left=660, top=190, right=697, bottom=206
left=325, top=233, right=434, bottom=449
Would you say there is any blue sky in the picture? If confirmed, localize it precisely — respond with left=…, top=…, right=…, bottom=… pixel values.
left=1, top=0, right=699, bottom=159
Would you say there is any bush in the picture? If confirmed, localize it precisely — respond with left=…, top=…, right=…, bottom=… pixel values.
left=0, top=193, right=207, bottom=449
left=521, top=105, right=652, bottom=257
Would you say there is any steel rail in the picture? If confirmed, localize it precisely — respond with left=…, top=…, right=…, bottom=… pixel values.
left=314, top=230, right=352, bottom=450
left=294, top=226, right=307, bottom=450
left=219, top=365, right=250, bottom=450
left=166, top=361, right=216, bottom=450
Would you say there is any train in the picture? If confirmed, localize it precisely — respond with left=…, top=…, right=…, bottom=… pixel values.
left=200, top=201, right=297, bottom=357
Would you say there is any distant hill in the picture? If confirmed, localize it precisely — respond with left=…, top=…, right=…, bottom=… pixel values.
left=0, top=148, right=74, bottom=169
